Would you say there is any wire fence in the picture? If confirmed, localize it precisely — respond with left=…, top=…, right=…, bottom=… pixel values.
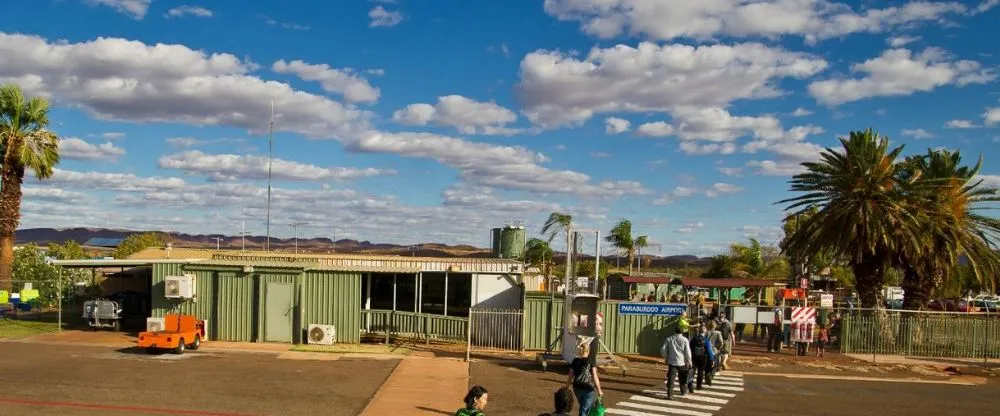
left=840, top=310, right=1000, bottom=359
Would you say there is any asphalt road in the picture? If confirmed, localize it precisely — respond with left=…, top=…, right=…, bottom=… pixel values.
left=0, top=342, right=397, bottom=416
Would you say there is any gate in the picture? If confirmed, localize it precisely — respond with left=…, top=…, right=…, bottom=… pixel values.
left=468, top=308, right=523, bottom=354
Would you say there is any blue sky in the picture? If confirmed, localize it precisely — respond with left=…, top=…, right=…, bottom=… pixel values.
left=3, top=0, right=1000, bottom=256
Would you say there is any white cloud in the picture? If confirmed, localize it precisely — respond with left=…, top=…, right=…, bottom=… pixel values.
left=516, top=42, right=827, bottom=127
left=84, top=0, right=151, bottom=19
left=23, top=187, right=91, bottom=203
left=977, top=175, right=1000, bottom=188
left=740, top=225, right=783, bottom=239
left=673, top=186, right=698, bottom=197
left=902, top=128, right=934, bottom=139
left=809, top=48, right=996, bottom=105
left=705, top=182, right=744, bottom=197
left=746, top=160, right=807, bottom=176
left=887, top=35, right=921, bottom=47
left=590, top=151, right=612, bottom=159
left=58, top=137, right=126, bottom=161
left=945, top=119, right=978, bottom=129
left=158, top=151, right=395, bottom=182
left=40, top=169, right=188, bottom=192
left=651, top=195, right=674, bottom=206
left=261, top=15, right=310, bottom=30
left=679, top=142, right=737, bottom=155
left=99, top=132, right=126, bottom=140
left=366, top=69, right=385, bottom=76
left=165, top=137, right=248, bottom=149
left=791, top=108, right=814, bottom=117
left=542, top=0, right=972, bottom=43
left=272, top=59, right=380, bottom=104
left=984, top=107, right=1000, bottom=126
left=718, top=167, right=743, bottom=176
left=604, top=117, right=631, bottom=134
left=165, top=5, right=213, bottom=18
left=636, top=122, right=675, bottom=137
left=392, top=95, right=520, bottom=135
left=0, top=33, right=370, bottom=140
left=369, top=6, right=403, bottom=28
left=343, top=131, right=649, bottom=197
left=676, top=222, right=705, bottom=234
left=975, top=0, right=1000, bottom=14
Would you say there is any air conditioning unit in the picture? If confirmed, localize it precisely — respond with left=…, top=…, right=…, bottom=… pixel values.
left=164, top=274, right=196, bottom=299
left=307, top=324, right=336, bottom=345
left=146, top=317, right=165, bottom=332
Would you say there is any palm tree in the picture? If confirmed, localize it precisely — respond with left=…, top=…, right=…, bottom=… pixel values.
left=729, top=238, right=788, bottom=279
left=780, top=129, right=925, bottom=308
left=634, top=235, right=649, bottom=274
left=896, top=149, right=1000, bottom=310
left=0, top=84, right=60, bottom=291
left=605, top=219, right=635, bottom=274
left=541, top=212, right=573, bottom=280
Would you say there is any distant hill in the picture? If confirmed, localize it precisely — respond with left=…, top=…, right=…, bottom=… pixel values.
left=15, top=227, right=711, bottom=265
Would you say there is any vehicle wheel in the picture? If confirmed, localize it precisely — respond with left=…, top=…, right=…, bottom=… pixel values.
left=174, top=339, right=186, bottom=355
left=189, top=336, right=201, bottom=351
left=112, top=320, right=121, bottom=332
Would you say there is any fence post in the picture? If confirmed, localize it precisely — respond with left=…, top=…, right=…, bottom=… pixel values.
left=385, top=311, right=391, bottom=345
left=466, top=310, right=473, bottom=362
left=425, top=314, right=430, bottom=345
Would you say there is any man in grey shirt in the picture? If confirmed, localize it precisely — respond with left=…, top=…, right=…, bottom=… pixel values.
left=660, top=327, right=692, bottom=400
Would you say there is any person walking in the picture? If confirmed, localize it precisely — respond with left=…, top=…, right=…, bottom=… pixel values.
left=660, top=327, right=692, bottom=400
left=567, top=340, right=603, bottom=416
left=541, top=387, right=574, bottom=416
left=768, top=306, right=783, bottom=353
left=816, top=324, right=829, bottom=357
left=706, top=321, right=723, bottom=377
left=689, top=324, right=716, bottom=390
left=455, top=386, right=489, bottom=416
left=716, top=312, right=735, bottom=370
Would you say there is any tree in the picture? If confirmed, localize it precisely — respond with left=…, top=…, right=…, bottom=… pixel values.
left=780, top=129, right=926, bottom=308
left=896, top=149, right=1000, bottom=309
left=576, top=259, right=607, bottom=280
left=524, top=238, right=554, bottom=277
left=702, top=255, right=735, bottom=278
left=0, top=84, right=61, bottom=291
left=112, top=232, right=168, bottom=259
left=541, top=212, right=574, bottom=281
left=605, top=219, right=649, bottom=275
left=47, top=241, right=87, bottom=260
left=729, top=238, right=788, bottom=279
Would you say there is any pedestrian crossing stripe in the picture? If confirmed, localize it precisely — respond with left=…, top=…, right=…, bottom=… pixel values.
left=610, top=375, right=745, bottom=415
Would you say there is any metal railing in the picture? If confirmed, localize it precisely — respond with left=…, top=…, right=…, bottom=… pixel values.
left=840, top=309, right=1000, bottom=359
left=361, top=309, right=468, bottom=344
left=468, top=308, right=524, bottom=353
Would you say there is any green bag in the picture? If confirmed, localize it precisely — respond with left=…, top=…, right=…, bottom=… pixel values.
left=589, top=397, right=606, bottom=416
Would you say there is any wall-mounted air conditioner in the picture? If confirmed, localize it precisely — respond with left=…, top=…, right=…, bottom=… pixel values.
left=307, top=324, right=336, bottom=345
left=146, top=317, right=165, bottom=332
left=164, top=274, right=196, bottom=299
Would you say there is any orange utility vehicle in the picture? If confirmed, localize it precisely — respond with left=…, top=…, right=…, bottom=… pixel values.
left=138, top=314, right=206, bottom=354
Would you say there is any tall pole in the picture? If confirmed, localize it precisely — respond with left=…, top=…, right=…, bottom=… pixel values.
left=242, top=221, right=246, bottom=251
left=332, top=231, right=336, bottom=252
left=265, top=100, right=274, bottom=252
left=291, top=222, right=307, bottom=253
left=213, top=237, right=222, bottom=250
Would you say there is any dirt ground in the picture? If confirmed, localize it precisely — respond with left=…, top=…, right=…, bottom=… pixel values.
left=0, top=342, right=397, bottom=416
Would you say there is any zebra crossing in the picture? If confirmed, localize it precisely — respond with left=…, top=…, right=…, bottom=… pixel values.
left=604, top=372, right=745, bottom=416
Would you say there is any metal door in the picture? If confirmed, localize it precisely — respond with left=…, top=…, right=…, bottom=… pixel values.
left=265, top=283, right=294, bottom=343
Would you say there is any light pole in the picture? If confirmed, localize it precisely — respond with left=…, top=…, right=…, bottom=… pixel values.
left=265, top=101, right=274, bottom=251
left=213, top=237, right=223, bottom=250
left=291, top=222, right=308, bottom=253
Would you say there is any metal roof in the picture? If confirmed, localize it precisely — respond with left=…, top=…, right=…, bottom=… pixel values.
left=621, top=276, right=782, bottom=288
left=51, top=259, right=205, bottom=268
left=214, top=251, right=523, bottom=264
left=307, top=264, right=423, bottom=274
left=190, top=259, right=316, bottom=269
left=83, top=237, right=125, bottom=247
left=127, top=247, right=218, bottom=260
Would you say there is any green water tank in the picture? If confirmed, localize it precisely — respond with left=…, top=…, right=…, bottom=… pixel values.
left=492, top=226, right=526, bottom=259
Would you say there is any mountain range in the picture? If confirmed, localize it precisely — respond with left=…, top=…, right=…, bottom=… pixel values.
left=15, top=227, right=711, bottom=268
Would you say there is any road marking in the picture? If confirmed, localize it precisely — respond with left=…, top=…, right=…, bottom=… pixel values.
left=630, top=395, right=722, bottom=411
left=735, top=371, right=981, bottom=386
left=655, top=385, right=737, bottom=398
left=714, top=376, right=742, bottom=382
left=606, top=408, right=662, bottom=416
left=619, top=401, right=713, bottom=416
left=703, top=385, right=744, bottom=392
left=709, top=380, right=744, bottom=386
left=642, top=390, right=729, bottom=404
left=0, top=397, right=257, bottom=416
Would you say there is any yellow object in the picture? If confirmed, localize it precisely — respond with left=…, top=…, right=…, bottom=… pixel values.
left=0, top=290, right=8, bottom=304
left=678, top=316, right=690, bottom=333
left=20, top=289, right=40, bottom=303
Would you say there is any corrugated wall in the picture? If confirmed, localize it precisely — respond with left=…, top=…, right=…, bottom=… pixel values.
left=215, top=273, right=255, bottom=342
left=257, top=274, right=301, bottom=344
left=303, top=271, right=362, bottom=344
left=523, top=295, right=680, bottom=356
left=150, top=264, right=215, bottom=328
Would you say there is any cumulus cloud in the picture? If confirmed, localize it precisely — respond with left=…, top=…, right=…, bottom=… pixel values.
left=158, top=151, right=395, bottom=182
left=260, top=15, right=310, bottom=30
left=636, top=122, right=675, bottom=137
left=605, top=117, right=631, bottom=134
left=543, top=0, right=975, bottom=43
left=369, top=6, right=403, bottom=27
left=165, top=5, right=213, bottom=18
left=902, top=128, right=934, bottom=139
left=84, top=0, right=151, bottom=19
left=39, top=169, right=188, bottom=192
left=516, top=42, right=827, bottom=127
left=676, top=222, right=705, bottom=234
left=0, top=33, right=371, bottom=140
left=679, top=142, right=737, bottom=155
left=718, top=167, right=743, bottom=176
left=808, top=48, right=996, bottom=105
left=984, top=107, right=1000, bottom=126
left=59, top=137, right=126, bottom=161
left=99, top=132, right=126, bottom=140
left=23, top=187, right=91, bottom=203
left=887, top=35, right=921, bottom=47
left=791, top=108, right=814, bottom=117
left=392, top=95, right=520, bottom=135
left=705, top=182, right=744, bottom=197
left=746, top=160, right=807, bottom=176
left=945, top=119, right=978, bottom=129
left=272, top=59, right=380, bottom=104
left=978, top=175, right=1000, bottom=188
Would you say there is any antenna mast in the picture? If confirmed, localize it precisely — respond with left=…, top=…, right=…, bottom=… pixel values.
left=265, top=100, right=274, bottom=251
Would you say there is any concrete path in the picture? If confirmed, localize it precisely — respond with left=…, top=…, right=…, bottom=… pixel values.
left=360, top=357, right=469, bottom=416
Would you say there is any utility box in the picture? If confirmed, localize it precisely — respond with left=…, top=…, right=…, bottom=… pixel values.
left=164, top=274, right=196, bottom=299
left=562, top=293, right=600, bottom=363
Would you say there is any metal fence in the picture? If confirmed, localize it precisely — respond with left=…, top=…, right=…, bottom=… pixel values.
left=468, top=308, right=523, bottom=353
left=361, top=309, right=468, bottom=344
left=841, top=310, right=1000, bottom=359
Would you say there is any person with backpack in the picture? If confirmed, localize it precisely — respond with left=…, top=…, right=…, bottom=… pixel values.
left=689, top=324, right=716, bottom=390
left=455, top=386, right=489, bottom=416
left=566, top=340, right=603, bottom=416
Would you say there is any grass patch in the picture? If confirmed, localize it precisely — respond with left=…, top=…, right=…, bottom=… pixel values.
left=292, top=343, right=412, bottom=355
left=0, top=319, right=60, bottom=339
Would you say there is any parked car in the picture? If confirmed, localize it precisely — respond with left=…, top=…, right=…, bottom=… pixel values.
left=955, top=300, right=972, bottom=313
left=971, top=299, right=998, bottom=313
left=928, top=299, right=955, bottom=311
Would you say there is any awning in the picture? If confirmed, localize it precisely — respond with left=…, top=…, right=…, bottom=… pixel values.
left=621, top=276, right=781, bottom=288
